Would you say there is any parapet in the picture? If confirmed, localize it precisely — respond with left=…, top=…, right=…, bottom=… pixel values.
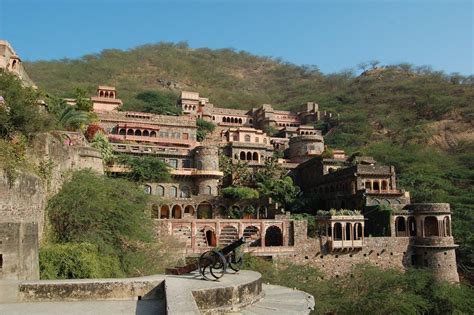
left=404, top=203, right=451, bottom=214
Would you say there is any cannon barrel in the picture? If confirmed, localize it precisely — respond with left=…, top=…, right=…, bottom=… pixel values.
left=219, top=237, right=245, bottom=256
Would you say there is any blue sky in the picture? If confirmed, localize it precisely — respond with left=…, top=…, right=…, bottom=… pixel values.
left=0, top=0, right=472, bottom=74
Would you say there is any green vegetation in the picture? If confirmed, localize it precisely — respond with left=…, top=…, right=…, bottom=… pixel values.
left=255, top=158, right=300, bottom=210
left=244, top=256, right=474, bottom=315
left=43, top=169, right=180, bottom=278
left=122, top=90, right=181, bottom=115
left=196, top=118, right=215, bottom=141
left=291, top=213, right=317, bottom=238
left=222, top=186, right=259, bottom=199
left=90, top=132, right=115, bottom=165
left=117, top=154, right=171, bottom=182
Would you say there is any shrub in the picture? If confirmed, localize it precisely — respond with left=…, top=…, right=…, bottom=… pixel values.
left=117, top=155, right=170, bottom=182
left=222, top=186, right=259, bottom=199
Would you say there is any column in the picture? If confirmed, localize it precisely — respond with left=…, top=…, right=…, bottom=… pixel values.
left=261, top=222, right=266, bottom=249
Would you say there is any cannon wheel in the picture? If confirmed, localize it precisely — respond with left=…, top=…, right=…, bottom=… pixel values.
left=227, top=251, right=243, bottom=272
left=198, top=250, right=227, bottom=281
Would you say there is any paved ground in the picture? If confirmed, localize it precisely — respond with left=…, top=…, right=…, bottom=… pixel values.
left=0, top=271, right=314, bottom=314
left=0, top=300, right=166, bottom=315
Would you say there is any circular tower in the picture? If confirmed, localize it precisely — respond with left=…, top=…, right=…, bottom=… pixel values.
left=288, top=135, right=324, bottom=162
left=193, top=146, right=220, bottom=196
left=406, top=203, right=459, bottom=283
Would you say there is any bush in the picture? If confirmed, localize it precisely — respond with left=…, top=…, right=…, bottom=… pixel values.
left=47, top=170, right=152, bottom=257
left=196, top=118, right=215, bottom=142
left=40, top=243, right=123, bottom=279
left=222, top=186, right=259, bottom=199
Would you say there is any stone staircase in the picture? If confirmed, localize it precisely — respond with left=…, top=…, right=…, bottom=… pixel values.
left=243, top=226, right=261, bottom=247
left=196, top=227, right=209, bottom=248
left=219, top=225, right=239, bottom=247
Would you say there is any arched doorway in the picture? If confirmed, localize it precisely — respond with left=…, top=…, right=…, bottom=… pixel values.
left=408, top=216, right=417, bottom=236
left=160, top=205, right=170, bottom=219
left=205, top=229, right=217, bottom=247
left=265, top=226, right=283, bottom=246
left=197, top=202, right=213, bottom=219
left=424, top=216, right=439, bottom=237
left=396, top=216, right=407, bottom=237
left=353, top=223, right=363, bottom=240
left=172, top=205, right=182, bottom=219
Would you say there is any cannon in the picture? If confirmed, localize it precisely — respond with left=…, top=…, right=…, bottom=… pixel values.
left=166, top=237, right=246, bottom=281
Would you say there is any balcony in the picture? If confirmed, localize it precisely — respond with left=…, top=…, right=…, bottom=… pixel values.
left=109, top=134, right=195, bottom=147
left=170, top=168, right=223, bottom=177
left=329, top=239, right=363, bottom=250
left=365, top=189, right=402, bottom=195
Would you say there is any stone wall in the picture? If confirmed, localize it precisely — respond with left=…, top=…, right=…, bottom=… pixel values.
left=0, top=222, right=39, bottom=280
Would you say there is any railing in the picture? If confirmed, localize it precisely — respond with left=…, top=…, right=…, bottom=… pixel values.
left=365, top=189, right=402, bottom=194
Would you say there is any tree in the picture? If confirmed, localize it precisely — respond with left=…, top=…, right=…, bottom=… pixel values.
left=128, top=90, right=181, bottom=115
left=118, top=155, right=171, bottom=182
left=57, top=105, right=91, bottom=131
left=222, top=186, right=259, bottom=199
left=0, top=71, right=55, bottom=139
left=219, top=154, right=252, bottom=186
left=74, top=88, right=93, bottom=112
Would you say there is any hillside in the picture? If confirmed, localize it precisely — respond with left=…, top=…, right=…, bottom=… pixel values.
left=24, top=43, right=474, bottom=275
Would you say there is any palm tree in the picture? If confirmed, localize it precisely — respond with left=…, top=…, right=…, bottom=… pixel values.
left=57, top=105, right=90, bottom=130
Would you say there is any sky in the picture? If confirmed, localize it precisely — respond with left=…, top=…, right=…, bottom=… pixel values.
left=0, top=0, right=472, bottom=75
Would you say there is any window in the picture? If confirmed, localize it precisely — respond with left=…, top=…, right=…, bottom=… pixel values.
left=245, top=135, right=251, bottom=142
left=255, top=137, right=259, bottom=143
left=181, top=186, right=191, bottom=198
left=170, top=186, right=178, bottom=198
left=183, top=159, right=192, bottom=168
left=168, top=159, right=178, bottom=168
left=157, top=186, right=165, bottom=196
left=143, top=185, right=152, bottom=195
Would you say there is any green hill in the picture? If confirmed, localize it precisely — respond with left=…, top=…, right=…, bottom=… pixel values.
left=24, top=42, right=474, bottom=277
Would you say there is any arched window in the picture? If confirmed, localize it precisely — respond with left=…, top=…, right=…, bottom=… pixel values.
left=222, top=117, right=226, bottom=122
left=143, top=130, right=149, bottom=137
left=205, top=229, right=217, bottom=247
left=381, top=180, right=388, bottom=190
left=197, top=202, right=213, bottom=219
left=197, top=160, right=203, bottom=170
left=424, top=216, right=439, bottom=237
left=119, top=129, right=126, bottom=135
left=231, top=117, right=235, bottom=123
left=157, top=185, right=165, bottom=196
left=238, top=118, right=242, bottom=124
left=170, top=186, right=178, bottom=198
left=143, top=185, right=152, bottom=195
left=134, top=129, right=142, bottom=136
left=345, top=223, right=352, bottom=240
left=252, top=152, right=258, bottom=161
left=245, top=135, right=251, bottom=142
left=181, top=186, right=190, bottom=198
left=150, top=131, right=156, bottom=137
left=373, top=181, right=380, bottom=190
left=240, top=152, right=246, bottom=160
left=246, top=152, right=252, bottom=160
left=396, top=216, right=406, bottom=237
left=333, top=223, right=343, bottom=240
left=160, top=205, right=170, bottom=219
left=127, top=129, right=134, bottom=135
left=205, top=185, right=212, bottom=195
left=172, top=205, right=182, bottom=219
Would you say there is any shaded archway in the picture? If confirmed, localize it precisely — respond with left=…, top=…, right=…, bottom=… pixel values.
left=240, top=152, right=246, bottom=160
left=134, top=129, right=142, bottom=136
left=333, top=223, right=343, bottom=240
left=184, top=205, right=195, bottom=217
left=119, top=129, right=126, bottom=135
left=408, top=216, right=417, bottom=236
left=381, top=180, right=388, bottom=190
left=252, top=152, right=258, bottom=161
left=180, top=186, right=190, bottom=198
left=246, top=152, right=252, bottom=160
left=150, top=131, right=156, bottom=137
left=265, top=226, right=283, bottom=246
left=396, top=216, right=407, bottom=237
left=345, top=223, right=352, bottom=240
left=157, top=185, right=165, bottom=196
left=172, top=205, right=182, bottom=219
left=354, top=223, right=363, bottom=240
left=160, top=205, right=170, bottom=219
left=424, top=216, right=439, bottom=237
left=127, top=129, right=134, bottom=135
left=170, top=186, right=178, bottom=198
left=205, top=229, right=217, bottom=247
left=143, top=130, right=149, bottom=137
left=197, top=202, right=213, bottom=219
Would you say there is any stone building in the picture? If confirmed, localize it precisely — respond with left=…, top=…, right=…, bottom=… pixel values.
left=0, top=40, right=35, bottom=87
left=0, top=41, right=461, bottom=282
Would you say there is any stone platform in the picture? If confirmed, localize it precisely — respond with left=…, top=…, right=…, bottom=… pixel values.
left=0, top=270, right=314, bottom=314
